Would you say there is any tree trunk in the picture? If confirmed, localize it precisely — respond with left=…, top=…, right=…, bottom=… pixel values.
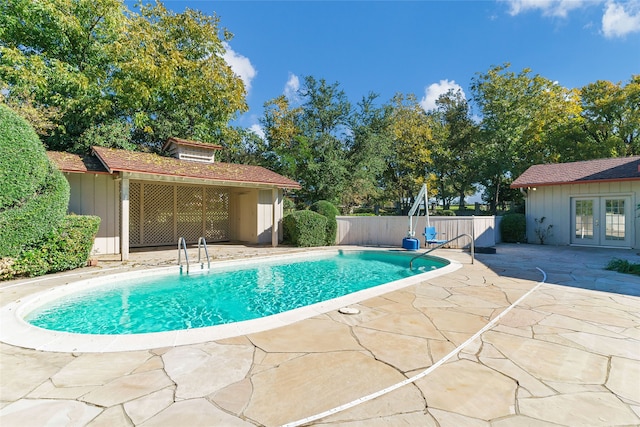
left=458, top=191, right=466, bottom=210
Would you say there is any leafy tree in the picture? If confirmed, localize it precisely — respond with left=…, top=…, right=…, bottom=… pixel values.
left=428, top=89, right=479, bottom=210
left=577, top=76, right=640, bottom=157
left=0, top=0, right=127, bottom=149
left=261, top=95, right=304, bottom=178
left=74, top=120, right=137, bottom=152
left=342, top=93, right=392, bottom=213
left=383, top=93, right=433, bottom=213
left=0, top=0, right=247, bottom=152
left=471, top=64, right=579, bottom=213
left=114, top=1, right=247, bottom=150
left=216, top=127, right=267, bottom=165
left=262, top=77, right=352, bottom=205
left=296, top=77, right=351, bottom=204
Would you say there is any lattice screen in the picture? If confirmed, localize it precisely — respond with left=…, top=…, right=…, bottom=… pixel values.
left=205, top=187, right=230, bottom=242
left=129, top=182, right=229, bottom=246
left=176, top=186, right=203, bottom=243
left=129, top=182, right=141, bottom=245
left=143, top=184, right=175, bottom=245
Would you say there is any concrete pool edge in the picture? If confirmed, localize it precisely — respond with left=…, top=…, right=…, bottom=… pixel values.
left=0, top=248, right=462, bottom=353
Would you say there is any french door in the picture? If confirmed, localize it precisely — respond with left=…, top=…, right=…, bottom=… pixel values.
left=571, top=196, right=631, bottom=247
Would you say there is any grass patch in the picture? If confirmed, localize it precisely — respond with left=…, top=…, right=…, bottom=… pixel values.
left=605, top=258, right=640, bottom=276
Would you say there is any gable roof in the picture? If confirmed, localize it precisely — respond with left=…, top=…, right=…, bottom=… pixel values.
left=511, top=156, right=640, bottom=188
left=48, top=147, right=301, bottom=189
left=161, top=136, right=223, bottom=152
left=47, top=151, right=109, bottom=174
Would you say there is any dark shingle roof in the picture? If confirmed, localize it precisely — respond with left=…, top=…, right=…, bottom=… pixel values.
left=48, top=147, right=301, bottom=189
left=511, top=156, right=640, bottom=188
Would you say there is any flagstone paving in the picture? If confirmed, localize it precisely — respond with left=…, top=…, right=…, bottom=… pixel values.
left=1, top=243, right=639, bottom=426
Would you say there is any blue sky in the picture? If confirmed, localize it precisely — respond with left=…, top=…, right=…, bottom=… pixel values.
left=155, top=0, right=640, bottom=135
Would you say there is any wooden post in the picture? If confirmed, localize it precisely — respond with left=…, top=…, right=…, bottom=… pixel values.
left=271, top=188, right=279, bottom=247
left=120, top=176, right=130, bottom=261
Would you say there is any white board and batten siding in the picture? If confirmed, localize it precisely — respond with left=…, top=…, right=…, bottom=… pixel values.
left=335, top=216, right=498, bottom=248
left=230, top=188, right=284, bottom=245
left=524, top=181, right=639, bottom=248
left=257, top=189, right=283, bottom=245
left=65, top=173, right=120, bottom=256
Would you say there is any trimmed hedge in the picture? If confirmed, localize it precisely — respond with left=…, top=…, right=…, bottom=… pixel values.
left=0, top=160, right=70, bottom=257
left=283, top=210, right=327, bottom=247
left=500, top=213, right=526, bottom=243
left=3, top=215, right=100, bottom=279
left=0, top=104, right=50, bottom=210
left=310, top=200, right=339, bottom=245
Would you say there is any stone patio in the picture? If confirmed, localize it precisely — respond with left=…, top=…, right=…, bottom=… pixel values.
left=1, top=243, right=639, bottom=426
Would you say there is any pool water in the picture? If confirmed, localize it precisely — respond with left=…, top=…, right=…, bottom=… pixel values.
left=26, top=251, right=446, bottom=335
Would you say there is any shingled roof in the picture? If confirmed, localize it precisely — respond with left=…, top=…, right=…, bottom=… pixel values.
left=511, top=156, right=640, bottom=188
left=47, top=151, right=109, bottom=174
left=161, top=136, right=223, bottom=151
left=48, top=147, right=301, bottom=189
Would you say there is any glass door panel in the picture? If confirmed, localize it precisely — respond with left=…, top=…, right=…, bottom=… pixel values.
left=573, top=199, right=597, bottom=244
left=602, top=198, right=630, bottom=247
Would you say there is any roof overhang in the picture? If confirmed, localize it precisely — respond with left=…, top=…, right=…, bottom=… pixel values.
left=511, top=177, right=640, bottom=189
left=49, top=147, right=301, bottom=190
left=511, top=156, right=640, bottom=189
left=119, top=171, right=297, bottom=189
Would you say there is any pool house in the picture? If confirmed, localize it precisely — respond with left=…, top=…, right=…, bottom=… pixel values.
left=47, top=138, right=301, bottom=260
left=511, top=156, right=640, bottom=249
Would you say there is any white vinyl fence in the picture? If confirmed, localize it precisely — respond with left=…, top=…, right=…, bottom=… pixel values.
left=336, top=215, right=501, bottom=248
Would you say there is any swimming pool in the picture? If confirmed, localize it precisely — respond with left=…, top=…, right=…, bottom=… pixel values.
left=1, top=249, right=460, bottom=352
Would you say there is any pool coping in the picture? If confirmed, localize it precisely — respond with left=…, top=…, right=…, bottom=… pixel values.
left=0, top=248, right=461, bottom=353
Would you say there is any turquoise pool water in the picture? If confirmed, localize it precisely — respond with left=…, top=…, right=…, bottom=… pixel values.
left=26, top=251, right=447, bottom=335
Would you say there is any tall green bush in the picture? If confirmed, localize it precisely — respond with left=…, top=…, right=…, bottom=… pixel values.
left=0, top=106, right=70, bottom=257
left=283, top=210, right=327, bottom=247
left=310, top=200, right=339, bottom=245
left=501, top=213, right=526, bottom=243
left=0, top=104, right=50, bottom=210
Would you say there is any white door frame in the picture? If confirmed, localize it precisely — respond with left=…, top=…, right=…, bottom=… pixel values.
left=571, top=195, right=632, bottom=248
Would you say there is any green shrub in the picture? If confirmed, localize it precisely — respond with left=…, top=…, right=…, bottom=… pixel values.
left=0, top=104, right=71, bottom=257
left=605, top=258, right=640, bottom=276
left=283, top=210, right=327, bottom=247
left=500, top=213, right=526, bottom=243
left=0, top=160, right=70, bottom=257
left=0, top=104, right=50, bottom=210
left=4, top=215, right=100, bottom=279
left=310, top=200, right=339, bottom=245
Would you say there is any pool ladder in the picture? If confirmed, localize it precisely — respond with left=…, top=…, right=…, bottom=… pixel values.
left=178, top=237, right=211, bottom=273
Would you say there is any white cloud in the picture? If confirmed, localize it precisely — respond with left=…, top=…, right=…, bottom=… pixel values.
left=420, top=80, right=465, bottom=112
left=503, top=0, right=591, bottom=18
left=249, top=123, right=265, bottom=139
left=602, top=1, right=640, bottom=37
left=222, top=42, right=257, bottom=92
left=284, top=73, right=300, bottom=101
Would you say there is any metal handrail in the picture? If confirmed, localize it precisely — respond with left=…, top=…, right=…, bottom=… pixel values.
left=197, top=237, right=210, bottom=270
left=409, top=233, right=475, bottom=269
left=178, top=237, right=189, bottom=273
